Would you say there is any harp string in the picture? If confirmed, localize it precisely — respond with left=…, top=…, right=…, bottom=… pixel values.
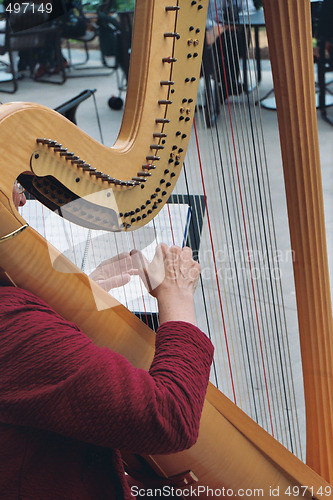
left=205, top=0, right=276, bottom=435
left=185, top=0, right=302, bottom=454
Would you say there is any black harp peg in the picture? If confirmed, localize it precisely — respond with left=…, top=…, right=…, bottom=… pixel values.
left=165, top=6, right=180, bottom=11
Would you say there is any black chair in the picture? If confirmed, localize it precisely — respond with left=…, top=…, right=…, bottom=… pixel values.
left=54, top=88, right=97, bottom=125
left=59, top=1, right=116, bottom=78
left=0, top=2, right=65, bottom=92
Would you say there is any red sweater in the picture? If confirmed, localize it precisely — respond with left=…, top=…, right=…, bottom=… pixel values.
left=0, top=287, right=214, bottom=499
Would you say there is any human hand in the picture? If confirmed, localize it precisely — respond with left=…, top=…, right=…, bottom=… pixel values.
left=130, top=245, right=201, bottom=325
left=89, top=252, right=139, bottom=291
left=130, top=244, right=200, bottom=298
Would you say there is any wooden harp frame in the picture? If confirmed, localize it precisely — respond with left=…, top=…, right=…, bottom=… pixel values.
left=0, top=0, right=332, bottom=497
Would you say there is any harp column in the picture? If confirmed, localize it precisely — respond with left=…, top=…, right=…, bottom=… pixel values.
left=263, top=0, right=333, bottom=483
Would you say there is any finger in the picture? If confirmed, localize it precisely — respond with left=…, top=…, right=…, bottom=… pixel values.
left=153, top=243, right=169, bottom=262
left=182, top=246, right=193, bottom=257
left=180, top=247, right=194, bottom=266
left=105, top=253, right=131, bottom=264
left=130, top=250, right=149, bottom=271
left=96, top=273, right=132, bottom=291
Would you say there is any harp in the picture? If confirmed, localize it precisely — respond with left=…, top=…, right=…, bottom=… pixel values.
left=0, top=0, right=332, bottom=497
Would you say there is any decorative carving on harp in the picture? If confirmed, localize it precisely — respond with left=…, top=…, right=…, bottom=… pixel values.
left=0, top=0, right=332, bottom=497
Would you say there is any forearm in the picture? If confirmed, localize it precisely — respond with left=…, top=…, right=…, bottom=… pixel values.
left=157, top=290, right=197, bottom=325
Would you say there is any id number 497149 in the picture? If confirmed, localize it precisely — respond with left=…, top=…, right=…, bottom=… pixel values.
left=5, top=3, right=52, bottom=14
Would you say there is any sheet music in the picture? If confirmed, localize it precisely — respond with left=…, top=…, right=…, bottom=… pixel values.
left=23, top=200, right=191, bottom=313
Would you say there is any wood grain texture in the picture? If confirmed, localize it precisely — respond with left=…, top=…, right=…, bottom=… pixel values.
left=263, top=0, right=333, bottom=482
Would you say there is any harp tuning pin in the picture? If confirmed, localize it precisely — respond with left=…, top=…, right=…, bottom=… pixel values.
left=132, top=176, right=147, bottom=182
left=150, top=144, right=164, bottom=150
left=158, top=100, right=173, bottom=105
left=137, top=171, right=152, bottom=177
left=146, top=155, right=160, bottom=161
left=153, top=133, right=167, bottom=138
left=165, top=6, right=180, bottom=11
left=142, top=164, right=156, bottom=170
left=155, top=118, right=170, bottom=124
left=162, top=57, right=177, bottom=63
left=164, top=32, right=180, bottom=39
left=59, top=148, right=68, bottom=155
left=160, top=81, right=174, bottom=86
left=36, top=137, right=48, bottom=144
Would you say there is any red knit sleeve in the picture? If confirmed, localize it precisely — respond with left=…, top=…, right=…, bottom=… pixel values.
left=0, top=288, right=214, bottom=455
